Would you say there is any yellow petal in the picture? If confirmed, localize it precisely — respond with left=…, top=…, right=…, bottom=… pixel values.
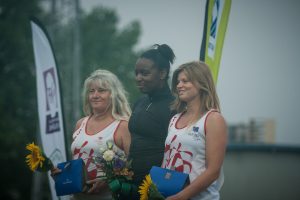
left=138, top=174, right=153, bottom=200
left=25, top=142, right=46, bottom=171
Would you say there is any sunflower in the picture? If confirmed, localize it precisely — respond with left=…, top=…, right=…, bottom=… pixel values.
left=139, top=174, right=152, bottom=200
left=25, top=142, right=46, bottom=171
left=139, top=174, right=165, bottom=200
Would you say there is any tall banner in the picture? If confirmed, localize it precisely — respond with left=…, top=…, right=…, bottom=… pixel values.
left=200, top=0, right=231, bottom=83
left=31, top=19, right=69, bottom=200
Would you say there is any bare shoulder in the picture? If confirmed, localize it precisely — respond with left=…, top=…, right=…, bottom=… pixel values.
left=74, top=117, right=85, bottom=131
left=118, top=120, right=129, bottom=133
left=206, top=112, right=227, bottom=134
left=207, top=111, right=226, bottom=124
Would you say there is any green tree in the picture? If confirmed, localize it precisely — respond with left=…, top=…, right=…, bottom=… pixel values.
left=0, top=0, right=42, bottom=199
left=50, top=6, right=142, bottom=146
left=0, top=1, right=142, bottom=199
left=80, top=6, right=141, bottom=102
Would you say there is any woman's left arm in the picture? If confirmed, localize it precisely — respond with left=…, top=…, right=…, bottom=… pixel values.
left=115, top=120, right=131, bottom=155
left=167, top=112, right=227, bottom=200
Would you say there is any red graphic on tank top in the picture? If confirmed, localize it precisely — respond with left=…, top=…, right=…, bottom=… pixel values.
left=73, top=141, right=88, bottom=157
left=164, top=135, right=193, bottom=173
left=73, top=140, right=97, bottom=179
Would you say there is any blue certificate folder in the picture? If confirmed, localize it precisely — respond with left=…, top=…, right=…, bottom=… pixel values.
left=150, top=166, right=189, bottom=197
left=54, top=158, right=86, bottom=196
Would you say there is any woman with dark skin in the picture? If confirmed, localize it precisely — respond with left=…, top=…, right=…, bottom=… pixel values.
left=128, top=44, right=176, bottom=199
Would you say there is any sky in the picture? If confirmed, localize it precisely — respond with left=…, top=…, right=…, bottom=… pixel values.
left=81, top=0, right=300, bottom=146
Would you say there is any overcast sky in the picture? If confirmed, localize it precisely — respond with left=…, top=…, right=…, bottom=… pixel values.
left=81, top=0, right=300, bottom=146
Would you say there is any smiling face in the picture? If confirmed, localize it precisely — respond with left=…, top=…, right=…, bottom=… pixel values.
left=135, top=58, right=165, bottom=94
left=176, top=71, right=200, bottom=103
left=88, top=81, right=112, bottom=113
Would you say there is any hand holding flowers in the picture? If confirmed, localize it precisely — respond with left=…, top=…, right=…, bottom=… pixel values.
left=25, top=142, right=54, bottom=172
left=94, top=141, right=134, bottom=200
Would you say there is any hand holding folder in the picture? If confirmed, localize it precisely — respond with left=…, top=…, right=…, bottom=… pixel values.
left=54, top=158, right=87, bottom=196
left=150, top=166, right=189, bottom=198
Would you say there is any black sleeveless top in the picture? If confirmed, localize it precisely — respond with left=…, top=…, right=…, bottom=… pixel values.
left=128, top=85, right=175, bottom=185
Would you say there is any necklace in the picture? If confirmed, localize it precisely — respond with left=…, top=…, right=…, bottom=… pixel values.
left=146, top=102, right=152, bottom=111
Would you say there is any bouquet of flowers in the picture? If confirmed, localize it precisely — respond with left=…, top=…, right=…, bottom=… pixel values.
left=139, top=174, right=165, bottom=200
left=94, top=141, right=134, bottom=200
left=25, top=142, right=54, bottom=172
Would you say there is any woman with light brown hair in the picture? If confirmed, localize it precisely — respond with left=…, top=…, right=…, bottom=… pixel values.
left=162, top=61, right=227, bottom=200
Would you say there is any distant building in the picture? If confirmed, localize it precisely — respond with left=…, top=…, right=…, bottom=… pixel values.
left=228, top=118, right=276, bottom=144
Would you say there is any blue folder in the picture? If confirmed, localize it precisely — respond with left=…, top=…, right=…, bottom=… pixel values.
left=150, top=166, right=189, bottom=197
left=54, top=158, right=86, bottom=196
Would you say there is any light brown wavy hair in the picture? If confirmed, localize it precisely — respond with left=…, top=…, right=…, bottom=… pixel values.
left=170, top=61, right=220, bottom=114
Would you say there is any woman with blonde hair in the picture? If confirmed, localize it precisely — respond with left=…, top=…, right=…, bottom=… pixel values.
left=53, top=69, right=131, bottom=200
left=162, top=61, right=227, bottom=200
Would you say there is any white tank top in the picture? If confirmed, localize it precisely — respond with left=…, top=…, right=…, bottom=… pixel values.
left=162, top=110, right=224, bottom=200
left=71, top=116, right=122, bottom=180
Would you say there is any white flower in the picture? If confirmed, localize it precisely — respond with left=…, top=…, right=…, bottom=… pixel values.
left=103, top=150, right=115, bottom=161
left=99, top=147, right=106, bottom=154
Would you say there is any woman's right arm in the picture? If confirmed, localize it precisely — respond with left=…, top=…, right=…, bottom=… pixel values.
left=51, top=117, right=85, bottom=177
